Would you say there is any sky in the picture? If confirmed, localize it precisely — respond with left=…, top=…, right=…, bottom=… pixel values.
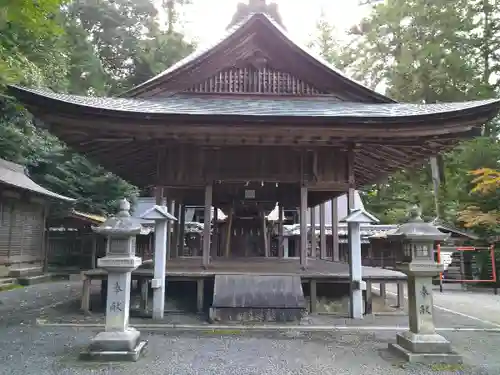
left=171, top=0, right=372, bottom=45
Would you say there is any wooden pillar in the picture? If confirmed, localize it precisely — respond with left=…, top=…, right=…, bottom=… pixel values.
left=140, top=278, right=149, bottom=313
left=197, top=279, right=204, bottom=313
left=380, top=283, right=387, bottom=304
left=42, top=205, right=49, bottom=273
left=178, top=204, right=186, bottom=257
left=310, top=279, right=317, bottom=314
left=212, top=206, right=218, bottom=257
left=310, top=206, right=316, bottom=258
left=397, top=282, right=405, bottom=308
left=202, top=184, right=212, bottom=268
left=365, top=280, right=373, bottom=314
left=278, top=205, right=284, bottom=258
left=154, top=187, right=164, bottom=263
left=331, top=198, right=339, bottom=262
left=319, top=203, right=326, bottom=260
left=171, top=202, right=180, bottom=258
left=300, top=185, right=308, bottom=268
left=262, top=211, right=269, bottom=257
left=168, top=199, right=175, bottom=258
left=91, top=234, right=97, bottom=269
left=225, top=207, right=233, bottom=258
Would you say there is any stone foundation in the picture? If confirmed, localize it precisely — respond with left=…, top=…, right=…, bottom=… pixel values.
left=389, top=331, right=462, bottom=364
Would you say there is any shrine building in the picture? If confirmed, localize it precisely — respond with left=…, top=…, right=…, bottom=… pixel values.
left=8, top=1, right=500, bottom=320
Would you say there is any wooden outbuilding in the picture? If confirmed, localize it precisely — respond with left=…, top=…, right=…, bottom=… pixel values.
left=0, top=158, right=74, bottom=277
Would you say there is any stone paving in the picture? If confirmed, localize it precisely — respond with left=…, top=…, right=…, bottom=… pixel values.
left=1, top=281, right=500, bottom=374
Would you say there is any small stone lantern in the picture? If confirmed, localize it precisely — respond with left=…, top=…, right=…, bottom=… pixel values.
left=387, top=206, right=462, bottom=364
left=82, top=198, right=146, bottom=362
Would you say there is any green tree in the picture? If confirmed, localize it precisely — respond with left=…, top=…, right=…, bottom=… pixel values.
left=307, top=10, right=349, bottom=69
left=0, top=0, right=68, bottom=89
left=63, top=0, right=195, bottom=95
left=335, top=0, right=500, bottom=228
left=0, top=0, right=194, bottom=216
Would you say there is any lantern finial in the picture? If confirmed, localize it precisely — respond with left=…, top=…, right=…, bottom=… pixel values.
left=408, top=205, right=423, bottom=223
left=117, top=198, right=131, bottom=218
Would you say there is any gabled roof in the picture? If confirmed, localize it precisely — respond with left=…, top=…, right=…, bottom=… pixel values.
left=140, top=205, right=177, bottom=221
left=0, top=158, right=74, bottom=202
left=121, top=13, right=394, bottom=103
left=341, top=208, right=380, bottom=224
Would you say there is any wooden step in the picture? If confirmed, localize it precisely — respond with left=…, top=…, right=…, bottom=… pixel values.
left=209, top=275, right=307, bottom=323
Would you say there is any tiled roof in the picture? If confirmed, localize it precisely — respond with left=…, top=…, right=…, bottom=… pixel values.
left=10, top=85, right=500, bottom=119
left=0, top=158, right=74, bottom=202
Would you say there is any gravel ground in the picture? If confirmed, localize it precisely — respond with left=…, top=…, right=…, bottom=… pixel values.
left=0, top=281, right=81, bottom=325
left=1, top=281, right=500, bottom=374
left=0, top=325, right=499, bottom=375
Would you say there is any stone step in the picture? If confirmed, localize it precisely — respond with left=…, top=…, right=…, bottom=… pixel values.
left=8, top=266, right=43, bottom=278
left=209, top=275, right=307, bottom=323
left=0, top=277, right=17, bottom=287
left=17, top=274, right=53, bottom=286
left=0, top=277, right=20, bottom=291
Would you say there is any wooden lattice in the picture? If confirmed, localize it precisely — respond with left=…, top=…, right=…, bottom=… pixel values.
left=185, top=66, right=325, bottom=95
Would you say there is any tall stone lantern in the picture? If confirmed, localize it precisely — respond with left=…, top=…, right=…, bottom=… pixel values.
left=82, top=198, right=146, bottom=361
left=387, top=206, right=462, bottom=364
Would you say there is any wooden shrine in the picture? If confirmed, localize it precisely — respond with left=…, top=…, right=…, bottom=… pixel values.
left=8, top=1, right=500, bottom=320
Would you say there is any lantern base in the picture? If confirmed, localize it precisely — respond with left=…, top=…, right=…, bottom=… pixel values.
left=81, top=329, right=147, bottom=362
left=389, top=331, right=462, bottom=364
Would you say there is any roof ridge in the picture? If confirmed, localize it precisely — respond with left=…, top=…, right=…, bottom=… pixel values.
left=119, top=13, right=394, bottom=102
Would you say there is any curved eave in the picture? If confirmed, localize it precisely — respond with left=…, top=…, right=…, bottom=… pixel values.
left=120, top=13, right=394, bottom=103
left=8, top=85, right=500, bottom=128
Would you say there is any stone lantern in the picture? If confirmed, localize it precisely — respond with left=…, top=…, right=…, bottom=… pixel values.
left=387, top=206, right=462, bottom=364
left=82, top=198, right=146, bottom=361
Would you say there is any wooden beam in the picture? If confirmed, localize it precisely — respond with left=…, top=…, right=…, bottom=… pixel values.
left=202, top=184, right=213, bottom=268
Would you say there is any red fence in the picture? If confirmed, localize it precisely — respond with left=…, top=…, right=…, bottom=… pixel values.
left=437, top=244, right=497, bottom=293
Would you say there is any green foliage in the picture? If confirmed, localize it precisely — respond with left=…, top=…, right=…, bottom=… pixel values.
left=0, top=0, right=68, bottom=88
left=63, top=0, right=194, bottom=95
left=311, top=1, right=500, bottom=237
left=0, top=0, right=193, bottom=216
